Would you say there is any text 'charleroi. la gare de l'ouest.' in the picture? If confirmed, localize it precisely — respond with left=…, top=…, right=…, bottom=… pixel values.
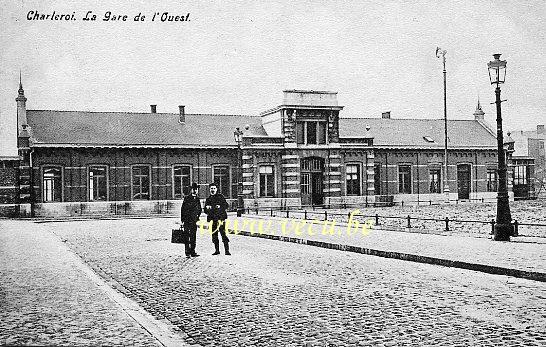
left=26, top=10, right=190, bottom=23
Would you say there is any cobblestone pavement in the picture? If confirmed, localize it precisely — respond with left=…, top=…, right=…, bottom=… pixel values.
left=0, top=220, right=161, bottom=346
left=282, top=199, right=546, bottom=237
left=239, top=213, right=546, bottom=274
left=38, top=218, right=546, bottom=346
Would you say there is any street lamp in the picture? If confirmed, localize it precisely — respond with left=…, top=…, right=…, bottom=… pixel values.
left=436, top=47, right=450, bottom=202
left=233, top=127, right=244, bottom=217
left=488, top=53, right=513, bottom=241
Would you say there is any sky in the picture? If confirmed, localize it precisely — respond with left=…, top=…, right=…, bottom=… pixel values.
left=1, top=0, right=545, bottom=155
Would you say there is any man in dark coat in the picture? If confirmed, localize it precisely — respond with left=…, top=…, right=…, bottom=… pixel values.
left=204, top=183, right=231, bottom=255
left=181, top=182, right=202, bottom=258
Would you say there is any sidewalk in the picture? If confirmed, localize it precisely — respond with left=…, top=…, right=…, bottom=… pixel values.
left=226, top=213, right=546, bottom=281
left=0, top=220, right=185, bottom=346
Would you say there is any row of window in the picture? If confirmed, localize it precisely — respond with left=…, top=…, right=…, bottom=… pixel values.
left=373, top=164, right=530, bottom=194
left=41, top=165, right=238, bottom=202
left=40, top=163, right=530, bottom=202
left=373, top=164, right=500, bottom=195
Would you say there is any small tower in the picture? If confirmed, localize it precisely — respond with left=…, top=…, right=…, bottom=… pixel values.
left=473, top=99, right=485, bottom=121
left=16, top=73, right=28, bottom=136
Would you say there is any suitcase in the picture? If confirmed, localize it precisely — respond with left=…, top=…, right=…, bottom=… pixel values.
left=171, top=226, right=188, bottom=244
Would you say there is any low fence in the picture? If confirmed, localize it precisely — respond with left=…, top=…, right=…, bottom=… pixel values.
left=243, top=206, right=546, bottom=238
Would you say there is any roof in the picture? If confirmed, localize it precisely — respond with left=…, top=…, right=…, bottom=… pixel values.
left=26, top=110, right=498, bottom=149
left=339, top=118, right=497, bottom=148
left=27, top=110, right=267, bottom=147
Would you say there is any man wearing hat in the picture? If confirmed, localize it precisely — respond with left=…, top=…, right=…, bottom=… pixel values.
left=204, top=182, right=231, bottom=255
left=181, top=182, right=202, bottom=258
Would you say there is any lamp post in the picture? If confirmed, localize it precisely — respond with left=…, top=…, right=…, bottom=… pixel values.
left=234, top=127, right=244, bottom=217
left=488, top=53, right=513, bottom=241
left=436, top=47, right=450, bottom=202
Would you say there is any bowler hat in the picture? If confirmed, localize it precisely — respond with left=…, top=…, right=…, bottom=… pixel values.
left=191, top=182, right=199, bottom=190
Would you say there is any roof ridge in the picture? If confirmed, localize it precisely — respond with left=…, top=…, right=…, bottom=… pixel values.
left=340, top=117, right=478, bottom=121
left=27, top=109, right=256, bottom=117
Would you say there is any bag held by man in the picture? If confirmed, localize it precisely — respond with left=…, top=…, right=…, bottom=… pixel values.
left=171, top=224, right=188, bottom=244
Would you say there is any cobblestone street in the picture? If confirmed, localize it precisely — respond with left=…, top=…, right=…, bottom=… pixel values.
left=6, top=217, right=540, bottom=346
left=0, top=220, right=161, bottom=346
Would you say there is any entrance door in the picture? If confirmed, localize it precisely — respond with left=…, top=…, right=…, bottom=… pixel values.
left=457, top=164, right=471, bottom=200
left=311, top=172, right=323, bottom=205
left=301, top=157, right=324, bottom=206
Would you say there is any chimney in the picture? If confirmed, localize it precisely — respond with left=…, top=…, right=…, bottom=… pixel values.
left=381, top=111, right=391, bottom=119
left=537, top=125, right=545, bottom=134
left=179, top=105, right=185, bottom=123
left=150, top=104, right=157, bottom=113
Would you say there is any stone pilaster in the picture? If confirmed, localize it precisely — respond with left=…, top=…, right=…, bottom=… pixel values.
left=281, top=152, right=300, bottom=199
left=324, top=150, right=341, bottom=197
left=241, top=150, right=254, bottom=199
left=366, top=151, right=375, bottom=196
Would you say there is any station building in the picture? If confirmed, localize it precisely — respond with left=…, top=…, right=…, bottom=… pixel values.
left=6, top=83, right=520, bottom=217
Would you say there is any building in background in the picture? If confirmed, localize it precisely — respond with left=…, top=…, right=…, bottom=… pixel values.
left=510, top=125, right=545, bottom=197
left=5, top=83, right=529, bottom=218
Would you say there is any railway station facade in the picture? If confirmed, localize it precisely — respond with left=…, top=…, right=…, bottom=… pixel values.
left=4, top=84, right=525, bottom=217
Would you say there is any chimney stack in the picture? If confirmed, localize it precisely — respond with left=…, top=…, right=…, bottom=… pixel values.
left=150, top=105, right=157, bottom=113
left=179, top=105, right=185, bottom=123
left=381, top=111, right=391, bottom=119
left=537, top=125, right=545, bottom=134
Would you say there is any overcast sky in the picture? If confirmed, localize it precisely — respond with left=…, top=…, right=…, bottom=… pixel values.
left=1, top=0, right=545, bottom=155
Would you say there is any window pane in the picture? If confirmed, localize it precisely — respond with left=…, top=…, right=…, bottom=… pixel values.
left=173, top=166, right=191, bottom=199
left=346, top=164, right=360, bottom=195
left=259, top=165, right=275, bottom=197
left=429, top=169, right=441, bottom=193
left=214, top=166, right=230, bottom=197
left=399, top=165, right=411, bottom=194
left=89, top=166, right=107, bottom=201
left=132, top=166, right=150, bottom=200
left=307, top=122, right=317, bottom=144
left=43, top=167, right=62, bottom=202
left=296, top=122, right=304, bottom=144
left=301, top=173, right=310, bottom=194
left=318, top=122, right=326, bottom=144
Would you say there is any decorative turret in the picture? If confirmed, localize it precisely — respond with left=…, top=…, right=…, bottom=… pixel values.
left=16, top=74, right=28, bottom=136
left=473, top=99, right=485, bottom=121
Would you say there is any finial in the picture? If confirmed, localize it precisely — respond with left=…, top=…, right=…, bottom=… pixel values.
left=18, top=70, right=24, bottom=95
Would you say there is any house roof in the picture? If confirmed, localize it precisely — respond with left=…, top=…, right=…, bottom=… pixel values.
left=27, top=110, right=267, bottom=147
left=339, top=118, right=497, bottom=148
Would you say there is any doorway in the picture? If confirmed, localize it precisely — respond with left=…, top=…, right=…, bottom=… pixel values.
left=301, top=157, right=324, bottom=206
left=457, top=164, right=471, bottom=200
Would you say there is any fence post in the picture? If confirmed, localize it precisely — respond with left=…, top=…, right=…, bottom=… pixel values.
left=286, top=209, right=289, bottom=218
left=490, top=219, right=495, bottom=235
left=375, top=213, right=379, bottom=225
left=324, top=210, right=328, bottom=220
left=270, top=208, right=273, bottom=217
left=429, top=200, right=432, bottom=205
left=444, top=217, right=449, bottom=231
left=407, top=215, right=411, bottom=228
left=401, top=201, right=404, bottom=207
left=513, top=220, right=519, bottom=237
left=304, top=210, right=307, bottom=220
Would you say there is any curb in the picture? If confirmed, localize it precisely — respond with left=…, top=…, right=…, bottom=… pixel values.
left=235, top=230, right=546, bottom=283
